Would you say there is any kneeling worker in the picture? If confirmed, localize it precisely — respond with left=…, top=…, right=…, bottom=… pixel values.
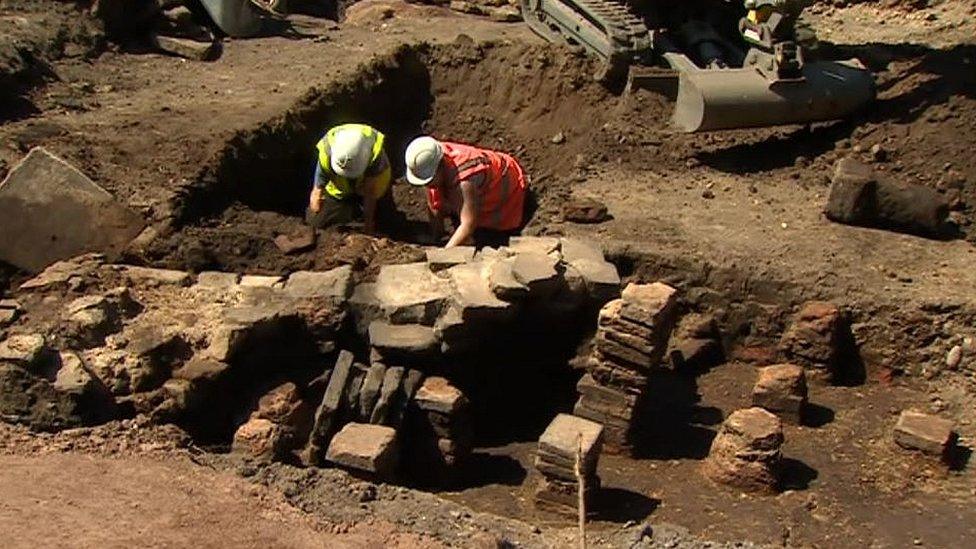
left=404, top=136, right=528, bottom=248
left=307, top=123, right=392, bottom=234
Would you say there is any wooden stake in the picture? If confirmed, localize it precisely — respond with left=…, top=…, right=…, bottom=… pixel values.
left=575, top=433, right=587, bottom=549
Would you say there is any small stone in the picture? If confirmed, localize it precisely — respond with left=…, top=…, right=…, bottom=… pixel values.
left=414, top=376, right=466, bottom=415
left=152, top=34, right=220, bottom=61
left=232, top=417, right=287, bottom=462
left=894, top=410, right=955, bottom=457
left=703, top=407, right=783, bottom=493
left=425, top=246, right=475, bottom=271
left=255, top=382, right=308, bottom=426
left=945, top=345, right=962, bottom=370
left=274, top=226, right=316, bottom=255
left=326, top=422, right=399, bottom=480
left=551, top=131, right=566, bottom=145
left=752, top=364, right=807, bottom=424
left=196, top=271, right=240, bottom=289
left=702, top=189, right=715, bottom=199
left=870, top=143, right=886, bottom=162
left=0, top=308, right=17, bottom=328
left=0, top=334, right=51, bottom=372
left=563, top=198, right=610, bottom=224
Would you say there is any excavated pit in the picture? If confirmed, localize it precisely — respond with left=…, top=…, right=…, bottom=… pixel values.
left=144, top=39, right=670, bottom=275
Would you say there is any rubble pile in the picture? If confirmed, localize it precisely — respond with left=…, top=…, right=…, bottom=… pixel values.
left=533, top=413, right=604, bottom=516
left=573, top=282, right=678, bottom=453
left=406, top=0, right=523, bottom=22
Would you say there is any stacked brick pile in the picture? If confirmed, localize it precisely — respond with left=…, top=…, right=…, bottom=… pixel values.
left=533, top=413, right=604, bottom=516
left=407, top=376, right=473, bottom=483
left=574, top=282, right=678, bottom=452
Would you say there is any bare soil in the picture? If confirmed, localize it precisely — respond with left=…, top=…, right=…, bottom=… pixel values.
left=2, top=0, right=976, bottom=546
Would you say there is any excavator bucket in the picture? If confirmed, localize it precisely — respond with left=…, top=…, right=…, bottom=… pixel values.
left=671, top=59, right=875, bottom=132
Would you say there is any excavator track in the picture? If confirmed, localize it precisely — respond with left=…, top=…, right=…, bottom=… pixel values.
left=520, top=0, right=653, bottom=80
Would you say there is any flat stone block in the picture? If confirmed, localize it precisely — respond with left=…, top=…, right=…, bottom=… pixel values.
left=326, top=422, right=399, bottom=480
left=284, top=266, right=353, bottom=300
left=425, top=246, right=475, bottom=271
left=239, top=275, right=284, bottom=288
left=538, top=413, right=604, bottom=466
left=374, top=262, right=452, bottom=325
left=196, top=271, right=240, bottom=289
left=894, top=410, right=955, bottom=457
left=414, top=376, right=466, bottom=415
left=368, top=321, right=439, bottom=355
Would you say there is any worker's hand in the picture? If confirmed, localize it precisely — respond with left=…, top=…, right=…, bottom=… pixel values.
left=309, top=188, right=323, bottom=213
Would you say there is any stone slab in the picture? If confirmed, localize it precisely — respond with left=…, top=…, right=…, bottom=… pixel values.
left=447, top=261, right=513, bottom=322
left=894, top=410, right=955, bottom=456
left=284, top=266, right=353, bottom=300
left=369, top=366, right=404, bottom=425
left=487, top=258, right=529, bottom=301
left=368, top=321, right=439, bottom=355
left=358, top=363, right=387, bottom=422
left=538, top=413, right=604, bottom=465
left=511, top=252, right=562, bottom=297
left=0, top=148, right=145, bottom=272
left=508, top=236, right=560, bottom=256
left=307, top=350, right=355, bottom=464
left=374, top=262, right=452, bottom=325
left=326, top=422, right=399, bottom=479
left=122, top=266, right=192, bottom=287
left=425, top=246, right=475, bottom=272
left=239, top=275, right=284, bottom=288
left=196, top=271, right=240, bottom=289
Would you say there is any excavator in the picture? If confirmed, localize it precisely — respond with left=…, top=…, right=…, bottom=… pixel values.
left=520, top=0, right=875, bottom=132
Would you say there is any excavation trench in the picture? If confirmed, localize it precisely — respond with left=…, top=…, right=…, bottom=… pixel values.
left=146, top=39, right=634, bottom=275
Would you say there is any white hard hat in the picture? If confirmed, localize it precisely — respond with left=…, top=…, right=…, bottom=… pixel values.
left=405, top=136, right=443, bottom=186
left=330, top=127, right=372, bottom=179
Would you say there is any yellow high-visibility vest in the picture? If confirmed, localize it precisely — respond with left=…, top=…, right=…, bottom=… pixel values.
left=316, top=124, right=386, bottom=200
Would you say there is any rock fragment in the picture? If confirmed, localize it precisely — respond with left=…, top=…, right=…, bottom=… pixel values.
left=326, top=422, right=399, bottom=481
left=752, top=364, right=807, bottom=424
left=893, top=410, right=956, bottom=458
left=703, top=407, right=783, bottom=493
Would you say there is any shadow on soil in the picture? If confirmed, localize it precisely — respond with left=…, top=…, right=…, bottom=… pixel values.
left=632, top=372, right=721, bottom=460
left=779, top=457, right=819, bottom=491
left=802, top=403, right=835, bottom=428
left=592, top=489, right=660, bottom=523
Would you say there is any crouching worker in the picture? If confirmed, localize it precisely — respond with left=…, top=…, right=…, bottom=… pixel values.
left=306, top=123, right=393, bottom=234
left=404, top=136, right=528, bottom=248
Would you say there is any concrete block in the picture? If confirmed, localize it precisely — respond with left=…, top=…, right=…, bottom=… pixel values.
left=0, top=148, right=144, bottom=272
